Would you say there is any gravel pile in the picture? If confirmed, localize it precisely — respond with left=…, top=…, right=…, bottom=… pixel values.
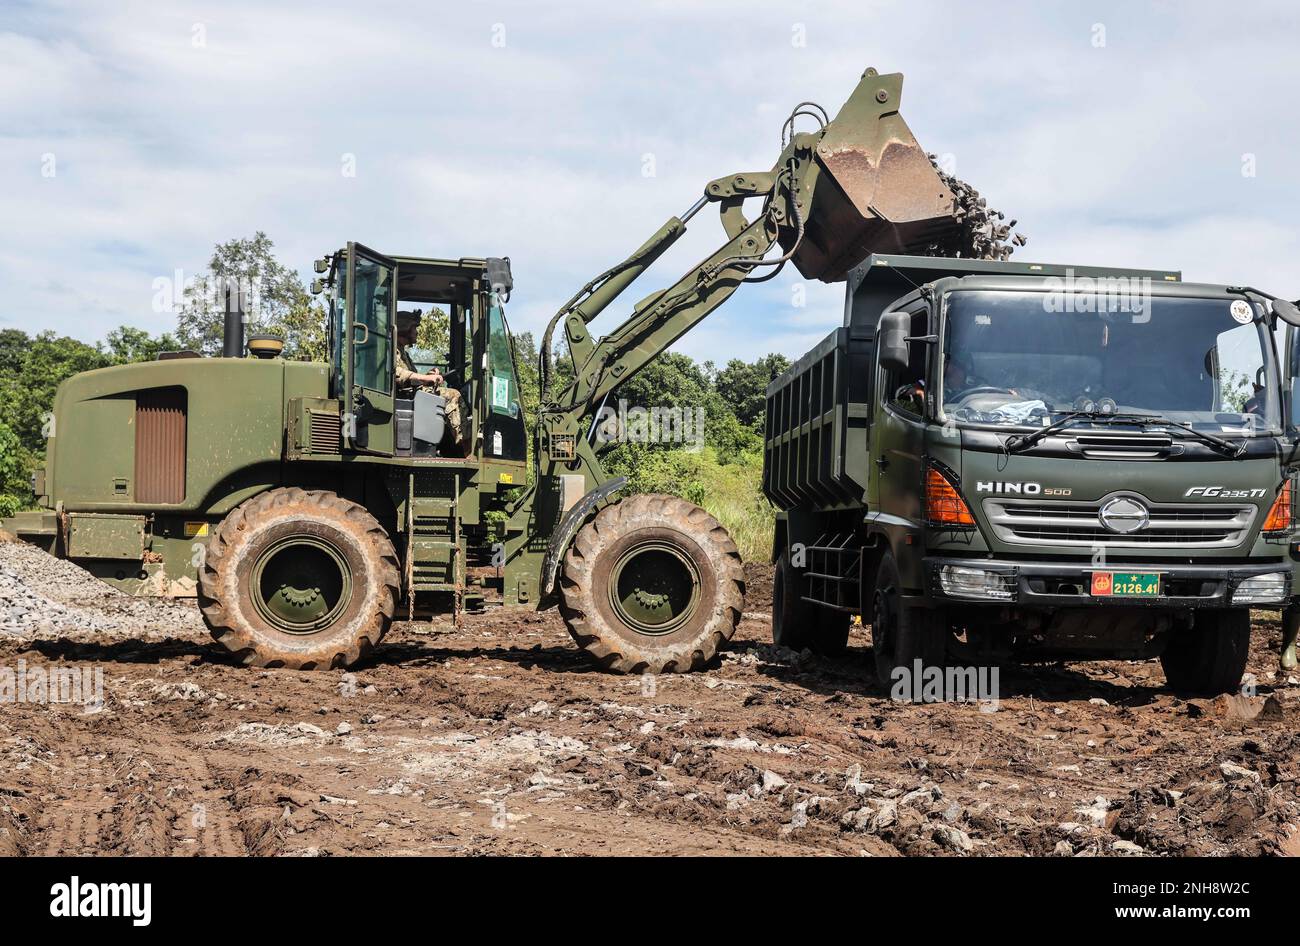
left=0, top=539, right=204, bottom=640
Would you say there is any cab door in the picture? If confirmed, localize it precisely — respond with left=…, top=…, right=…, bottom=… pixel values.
left=343, top=243, right=397, bottom=454
left=869, top=305, right=930, bottom=550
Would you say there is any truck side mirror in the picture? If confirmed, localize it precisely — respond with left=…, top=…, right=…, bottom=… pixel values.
left=1273, top=299, right=1300, bottom=326
left=878, top=311, right=911, bottom=372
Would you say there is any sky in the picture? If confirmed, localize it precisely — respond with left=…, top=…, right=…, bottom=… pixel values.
left=2, top=0, right=1298, bottom=365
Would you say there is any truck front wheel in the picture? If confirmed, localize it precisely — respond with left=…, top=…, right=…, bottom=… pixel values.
left=559, top=493, right=744, bottom=673
left=198, top=488, right=400, bottom=670
left=870, top=551, right=948, bottom=689
left=1159, top=609, right=1251, bottom=695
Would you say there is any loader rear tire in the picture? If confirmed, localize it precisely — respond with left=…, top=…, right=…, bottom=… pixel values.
left=1159, top=609, right=1251, bottom=695
left=198, top=488, right=400, bottom=670
left=559, top=493, right=744, bottom=673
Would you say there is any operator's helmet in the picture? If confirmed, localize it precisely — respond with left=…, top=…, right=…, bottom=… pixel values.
left=396, top=310, right=422, bottom=331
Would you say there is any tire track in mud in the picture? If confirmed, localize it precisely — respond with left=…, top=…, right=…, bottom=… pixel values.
left=145, top=731, right=246, bottom=856
left=36, top=790, right=113, bottom=856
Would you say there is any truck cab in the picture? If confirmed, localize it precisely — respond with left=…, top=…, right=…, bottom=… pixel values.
left=765, top=255, right=1295, bottom=695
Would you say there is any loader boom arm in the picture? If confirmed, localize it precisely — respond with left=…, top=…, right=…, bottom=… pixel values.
left=535, top=67, right=967, bottom=475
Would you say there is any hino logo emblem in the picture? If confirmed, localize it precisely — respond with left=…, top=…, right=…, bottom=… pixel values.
left=1099, top=496, right=1149, bottom=534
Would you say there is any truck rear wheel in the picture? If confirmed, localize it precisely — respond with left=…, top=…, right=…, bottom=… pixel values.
left=559, top=493, right=744, bottom=673
left=198, top=488, right=400, bottom=670
left=870, top=551, right=947, bottom=689
left=1159, top=609, right=1251, bottom=695
left=772, top=553, right=848, bottom=654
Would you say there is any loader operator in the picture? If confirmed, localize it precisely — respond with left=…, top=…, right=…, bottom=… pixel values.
left=395, top=310, right=465, bottom=448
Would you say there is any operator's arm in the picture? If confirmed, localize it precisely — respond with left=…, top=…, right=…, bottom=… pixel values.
left=401, top=368, right=446, bottom=387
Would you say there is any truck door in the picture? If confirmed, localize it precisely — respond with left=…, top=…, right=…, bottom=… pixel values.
left=869, top=306, right=930, bottom=544
left=343, top=243, right=397, bottom=454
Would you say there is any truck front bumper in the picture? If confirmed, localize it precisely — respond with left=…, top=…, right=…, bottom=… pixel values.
left=921, top=557, right=1290, bottom=609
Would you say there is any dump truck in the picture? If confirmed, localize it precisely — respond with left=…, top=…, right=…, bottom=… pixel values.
left=764, top=255, right=1300, bottom=694
left=3, top=67, right=984, bottom=673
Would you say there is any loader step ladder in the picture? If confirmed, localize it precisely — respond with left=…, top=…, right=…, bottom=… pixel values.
left=405, top=471, right=463, bottom=622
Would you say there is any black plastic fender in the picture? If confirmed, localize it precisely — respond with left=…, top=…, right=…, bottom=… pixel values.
left=540, top=476, right=628, bottom=597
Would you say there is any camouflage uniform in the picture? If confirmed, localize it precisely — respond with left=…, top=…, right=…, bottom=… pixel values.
left=394, top=316, right=465, bottom=446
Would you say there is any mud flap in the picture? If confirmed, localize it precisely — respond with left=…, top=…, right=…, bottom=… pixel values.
left=540, top=476, right=628, bottom=599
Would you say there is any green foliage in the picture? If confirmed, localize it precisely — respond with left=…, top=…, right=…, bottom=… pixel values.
left=715, top=353, right=790, bottom=429
left=174, top=231, right=322, bottom=359
left=413, top=306, right=451, bottom=358
left=0, top=422, right=28, bottom=518
left=102, top=325, right=183, bottom=364
left=0, top=331, right=108, bottom=454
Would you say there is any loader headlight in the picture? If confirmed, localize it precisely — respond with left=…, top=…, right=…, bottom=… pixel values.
left=1231, top=572, right=1289, bottom=606
left=939, top=565, right=1015, bottom=601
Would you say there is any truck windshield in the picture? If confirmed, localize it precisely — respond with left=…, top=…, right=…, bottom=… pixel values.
left=940, top=290, right=1278, bottom=435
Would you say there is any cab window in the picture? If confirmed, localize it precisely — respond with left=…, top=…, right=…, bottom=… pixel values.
left=352, top=256, right=393, bottom=394
left=885, top=309, right=928, bottom=417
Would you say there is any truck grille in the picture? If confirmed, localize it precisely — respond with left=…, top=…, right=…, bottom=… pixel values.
left=982, top=497, right=1256, bottom=549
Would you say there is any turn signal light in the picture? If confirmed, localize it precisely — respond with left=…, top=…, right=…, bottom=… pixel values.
left=925, top=466, right=975, bottom=527
left=1263, top=480, right=1293, bottom=533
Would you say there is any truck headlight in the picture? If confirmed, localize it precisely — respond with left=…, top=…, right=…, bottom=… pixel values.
left=1231, top=572, right=1289, bottom=605
left=939, top=565, right=1015, bottom=601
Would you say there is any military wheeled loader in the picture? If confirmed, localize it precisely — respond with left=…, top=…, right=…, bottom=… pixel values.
left=4, top=68, right=976, bottom=672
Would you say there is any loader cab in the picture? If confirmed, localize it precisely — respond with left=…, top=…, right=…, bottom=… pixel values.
left=322, top=244, right=526, bottom=464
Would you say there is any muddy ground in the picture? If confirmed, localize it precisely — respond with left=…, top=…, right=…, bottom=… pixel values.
left=1, top=539, right=1298, bottom=857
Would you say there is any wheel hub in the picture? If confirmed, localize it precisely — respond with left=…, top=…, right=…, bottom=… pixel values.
left=251, top=536, right=352, bottom=634
left=608, top=541, right=701, bottom=636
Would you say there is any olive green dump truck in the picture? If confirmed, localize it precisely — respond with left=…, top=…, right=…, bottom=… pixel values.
left=4, top=67, right=987, bottom=673
left=764, top=255, right=1300, bottom=694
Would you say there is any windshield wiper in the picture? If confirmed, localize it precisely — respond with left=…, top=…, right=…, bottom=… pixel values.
left=1107, top=412, right=1247, bottom=458
left=1004, top=410, right=1247, bottom=457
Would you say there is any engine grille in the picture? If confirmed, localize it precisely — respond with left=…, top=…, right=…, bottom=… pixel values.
left=308, top=411, right=342, bottom=454
left=983, top=496, right=1256, bottom=549
left=135, top=387, right=186, bottom=504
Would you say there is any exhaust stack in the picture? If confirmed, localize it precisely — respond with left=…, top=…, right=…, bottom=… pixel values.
left=222, top=279, right=245, bottom=358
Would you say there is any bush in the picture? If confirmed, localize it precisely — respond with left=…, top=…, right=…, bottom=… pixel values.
left=602, top=442, right=774, bottom=563
left=0, top=421, right=31, bottom=518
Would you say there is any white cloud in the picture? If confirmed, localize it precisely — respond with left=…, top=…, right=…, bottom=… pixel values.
left=1, top=0, right=1297, bottom=364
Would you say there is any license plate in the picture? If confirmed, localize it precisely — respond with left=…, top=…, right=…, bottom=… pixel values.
left=1090, top=571, right=1160, bottom=597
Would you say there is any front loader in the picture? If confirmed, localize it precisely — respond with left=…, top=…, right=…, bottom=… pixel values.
left=4, top=67, right=974, bottom=672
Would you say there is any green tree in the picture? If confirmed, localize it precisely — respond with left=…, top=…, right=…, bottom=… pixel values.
left=0, top=422, right=29, bottom=518
left=413, top=306, right=451, bottom=364
left=0, top=331, right=108, bottom=454
left=101, top=325, right=183, bottom=365
left=715, top=353, right=790, bottom=429
left=175, top=232, right=322, bottom=359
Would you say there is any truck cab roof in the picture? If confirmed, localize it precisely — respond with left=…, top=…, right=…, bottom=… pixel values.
left=844, top=253, right=1184, bottom=329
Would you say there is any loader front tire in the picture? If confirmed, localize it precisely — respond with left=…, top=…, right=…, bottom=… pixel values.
left=198, top=488, right=399, bottom=670
left=559, top=493, right=744, bottom=673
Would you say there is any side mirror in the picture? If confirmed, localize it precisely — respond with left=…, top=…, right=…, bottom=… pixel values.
left=1273, top=298, right=1300, bottom=326
left=485, top=257, right=514, bottom=301
left=878, top=311, right=911, bottom=372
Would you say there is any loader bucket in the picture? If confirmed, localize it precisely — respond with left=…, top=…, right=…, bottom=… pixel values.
left=783, top=70, right=961, bottom=282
